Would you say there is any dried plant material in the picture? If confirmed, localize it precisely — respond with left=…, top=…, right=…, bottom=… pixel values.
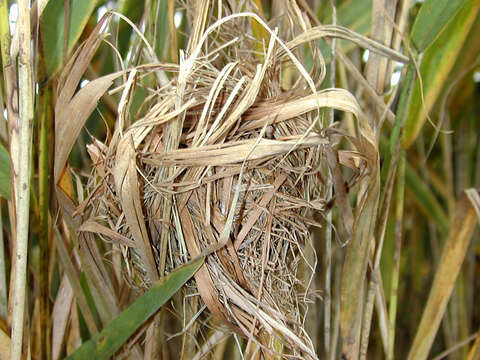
left=145, top=136, right=328, bottom=167
left=54, top=14, right=116, bottom=183
left=114, top=136, right=159, bottom=282
left=284, top=24, right=409, bottom=63
left=240, top=89, right=363, bottom=132
left=51, top=276, right=74, bottom=360
left=55, top=72, right=121, bottom=183
left=0, top=327, right=10, bottom=360
left=74, top=5, right=385, bottom=359
left=53, top=227, right=98, bottom=336
left=407, top=190, right=479, bottom=360
left=79, top=221, right=136, bottom=247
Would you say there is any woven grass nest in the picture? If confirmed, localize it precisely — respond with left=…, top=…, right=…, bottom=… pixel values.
left=80, top=6, right=381, bottom=359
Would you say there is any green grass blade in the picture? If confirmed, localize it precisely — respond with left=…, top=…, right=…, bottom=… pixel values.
left=148, top=0, right=169, bottom=58
left=319, top=0, right=372, bottom=52
left=341, top=175, right=380, bottom=358
left=0, top=143, right=11, bottom=200
left=117, top=0, right=145, bottom=57
left=405, top=163, right=449, bottom=235
left=387, top=152, right=406, bottom=360
left=410, top=0, right=465, bottom=52
left=42, top=0, right=99, bottom=75
left=320, top=0, right=372, bottom=35
left=402, top=1, right=480, bottom=148
left=65, top=257, right=204, bottom=360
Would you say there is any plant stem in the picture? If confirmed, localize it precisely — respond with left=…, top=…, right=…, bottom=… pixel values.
left=37, top=17, right=52, bottom=360
left=325, top=0, right=336, bottom=356
left=10, top=0, right=34, bottom=359
left=0, top=0, right=10, bottom=67
left=0, top=204, right=6, bottom=320
left=387, top=151, right=405, bottom=360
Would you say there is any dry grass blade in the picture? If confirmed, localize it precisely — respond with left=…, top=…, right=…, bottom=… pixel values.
left=55, top=72, right=121, bottom=183
left=240, top=89, right=363, bottom=132
left=53, top=226, right=98, bottom=336
left=145, top=136, right=328, bottom=166
left=51, top=275, right=74, bottom=360
left=284, top=24, right=408, bottom=63
left=56, top=15, right=109, bottom=111
left=114, top=135, right=159, bottom=283
left=79, top=221, right=136, bottom=247
left=407, top=190, right=479, bottom=360
left=54, top=14, right=116, bottom=183
left=234, top=174, right=286, bottom=250
left=192, top=330, right=229, bottom=360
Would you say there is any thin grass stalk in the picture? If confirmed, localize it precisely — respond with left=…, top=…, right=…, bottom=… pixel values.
left=0, top=87, right=6, bottom=146
left=467, top=332, right=480, bottom=360
left=387, top=151, right=405, bottom=360
left=364, top=0, right=396, bottom=129
left=37, top=18, right=52, bottom=360
left=440, top=103, right=455, bottom=218
left=374, top=275, right=389, bottom=353
left=0, top=204, right=6, bottom=320
left=432, top=332, right=479, bottom=360
left=168, top=0, right=178, bottom=63
left=0, top=0, right=10, bottom=68
left=10, top=0, right=34, bottom=359
left=323, top=122, right=333, bottom=354
left=1, top=0, right=18, bottom=334
left=358, top=255, right=379, bottom=360
left=457, top=274, right=469, bottom=359
left=330, top=251, right=342, bottom=360
left=324, top=0, right=336, bottom=356
left=0, top=86, right=7, bottom=317
left=38, top=83, right=51, bottom=360
left=0, top=0, right=18, bottom=243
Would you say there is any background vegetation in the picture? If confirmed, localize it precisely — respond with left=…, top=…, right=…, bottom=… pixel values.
left=0, top=0, right=479, bottom=359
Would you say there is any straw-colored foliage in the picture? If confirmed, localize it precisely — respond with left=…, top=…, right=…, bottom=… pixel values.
left=0, top=1, right=479, bottom=360
left=75, top=5, right=389, bottom=358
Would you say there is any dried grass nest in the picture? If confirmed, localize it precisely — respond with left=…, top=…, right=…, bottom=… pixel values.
left=80, top=8, right=383, bottom=359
